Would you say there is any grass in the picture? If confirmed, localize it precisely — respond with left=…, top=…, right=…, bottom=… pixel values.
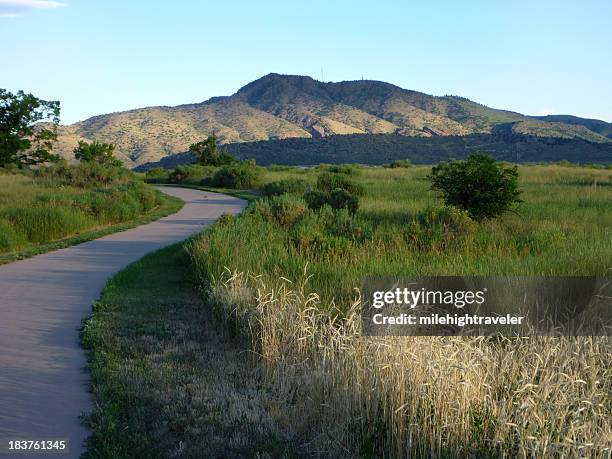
left=186, top=164, right=612, bottom=457
left=0, top=167, right=183, bottom=264
left=80, top=244, right=296, bottom=458
left=82, top=163, right=610, bottom=457
left=192, top=165, right=612, bottom=307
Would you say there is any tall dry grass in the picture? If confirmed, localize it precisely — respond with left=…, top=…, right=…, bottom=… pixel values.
left=198, top=266, right=611, bottom=458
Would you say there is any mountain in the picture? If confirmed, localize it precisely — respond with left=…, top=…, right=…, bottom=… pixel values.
left=52, top=73, right=612, bottom=167
left=533, top=115, right=612, bottom=140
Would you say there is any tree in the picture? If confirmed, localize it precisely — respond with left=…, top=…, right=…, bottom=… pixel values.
left=0, top=89, right=60, bottom=167
left=189, top=134, right=235, bottom=166
left=73, top=140, right=122, bottom=167
left=428, top=153, right=522, bottom=220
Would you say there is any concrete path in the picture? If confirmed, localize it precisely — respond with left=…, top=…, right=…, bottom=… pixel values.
left=0, top=187, right=246, bottom=458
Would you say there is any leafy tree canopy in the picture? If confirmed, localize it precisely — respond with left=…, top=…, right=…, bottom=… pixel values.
left=428, top=153, right=522, bottom=220
left=0, top=89, right=60, bottom=167
left=189, top=134, right=235, bottom=166
left=74, top=140, right=122, bottom=167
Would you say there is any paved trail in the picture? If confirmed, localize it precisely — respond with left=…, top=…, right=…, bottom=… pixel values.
left=0, top=187, right=246, bottom=458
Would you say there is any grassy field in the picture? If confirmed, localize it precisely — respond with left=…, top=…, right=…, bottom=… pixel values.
left=85, top=162, right=611, bottom=457
left=186, top=164, right=611, bottom=457
left=81, top=244, right=296, bottom=458
left=191, top=164, right=612, bottom=307
left=0, top=165, right=183, bottom=263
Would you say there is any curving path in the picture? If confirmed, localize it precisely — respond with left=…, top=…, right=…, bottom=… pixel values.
left=0, top=187, right=246, bottom=458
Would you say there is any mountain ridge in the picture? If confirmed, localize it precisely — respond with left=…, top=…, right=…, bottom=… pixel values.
left=51, top=73, right=612, bottom=167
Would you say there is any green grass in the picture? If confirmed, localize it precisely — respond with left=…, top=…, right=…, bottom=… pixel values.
left=191, top=164, right=612, bottom=309
left=80, top=244, right=296, bottom=458
left=82, top=163, right=611, bottom=458
left=0, top=169, right=183, bottom=264
left=184, top=163, right=611, bottom=457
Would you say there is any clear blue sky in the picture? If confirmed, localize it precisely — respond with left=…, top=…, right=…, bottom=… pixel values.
left=2, top=0, right=611, bottom=124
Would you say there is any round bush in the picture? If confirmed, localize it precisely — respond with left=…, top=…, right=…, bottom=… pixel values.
left=329, top=189, right=359, bottom=214
left=169, top=164, right=213, bottom=184
left=316, top=172, right=364, bottom=196
left=304, top=190, right=331, bottom=211
left=429, top=153, right=522, bottom=220
left=212, top=160, right=261, bottom=189
left=268, top=194, right=308, bottom=227
left=261, top=178, right=309, bottom=197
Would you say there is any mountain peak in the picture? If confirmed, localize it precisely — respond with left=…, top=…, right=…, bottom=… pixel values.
left=51, top=73, right=612, bottom=166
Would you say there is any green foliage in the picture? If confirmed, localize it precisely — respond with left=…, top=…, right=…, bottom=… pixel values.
left=144, top=167, right=169, bottom=183
left=268, top=194, right=308, bottom=227
left=329, top=189, right=359, bottom=214
left=429, top=153, right=522, bottom=220
left=0, top=206, right=94, bottom=244
left=189, top=164, right=612, bottom=311
left=303, top=190, right=331, bottom=211
left=212, top=160, right=261, bottom=189
left=74, top=140, right=122, bottom=167
left=225, top=133, right=612, bottom=167
left=0, top=218, right=27, bottom=252
left=168, top=164, right=214, bottom=184
left=316, top=172, right=364, bottom=196
left=0, top=166, right=169, bottom=255
left=260, top=178, right=309, bottom=196
left=385, top=159, right=413, bottom=168
left=189, top=134, right=235, bottom=166
left=305, top=188, right=360, bottom=214
left=36, top=161, right=133, bottom=188
left=323, top=164, right=361, bottom=176
left=0, top=88, right=60, bottom=167
left=266, top=164, right=297, bottom=172
left=405, top=206, right=475, bottom=250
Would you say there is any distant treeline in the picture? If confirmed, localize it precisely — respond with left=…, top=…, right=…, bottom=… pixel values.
left=136, top=133, right=612, bottom=171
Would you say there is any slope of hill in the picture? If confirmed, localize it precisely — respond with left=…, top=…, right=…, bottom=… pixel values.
left=135, top=133, right=612, bottom=171
left=52, top=73, right=611, bottom=166
left=533, top=115, right=612, bottom=139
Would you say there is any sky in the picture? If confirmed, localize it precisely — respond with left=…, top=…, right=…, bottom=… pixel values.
left=1, top=0, right=611, bottom=124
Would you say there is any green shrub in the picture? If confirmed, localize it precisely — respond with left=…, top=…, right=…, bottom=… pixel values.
left=168, top=164, right=213, bottom=184
left=303, top=190, right=330, bottom=211
left=290, top=214, right=329, bottom=252
left=101, top=193, right=141, bottom=223
left=0, top=218, right=27, bottom=252
left=247, top=199, right=274, bottom=222
left=329, top=189, right=359, bottom=214
left=261, top=178, right=309, bottom=197
left=317, top=172, right=364, bottom=196
left=385, top=159, right=412, bottom=168
left=326, top=164, right=361, bottom=176
left=268, top=194, right=308, bottom=227
left=304, top=188, right=359, bottom=214
left=36, top=162, right=132, bottom=188
left=405, top=206, right=475, bottom=250
left=212, top=160, right=261, bottom=189
left=145, top=168, right=169, bottom=183
left=290, top=206, right=370, bottom=254
left=429, top=153, right=522, bottom=220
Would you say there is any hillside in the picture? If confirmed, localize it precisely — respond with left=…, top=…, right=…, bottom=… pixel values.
left=52, top=73, right=612, bottom=166
left=135, top=133, right=612, bottom=170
